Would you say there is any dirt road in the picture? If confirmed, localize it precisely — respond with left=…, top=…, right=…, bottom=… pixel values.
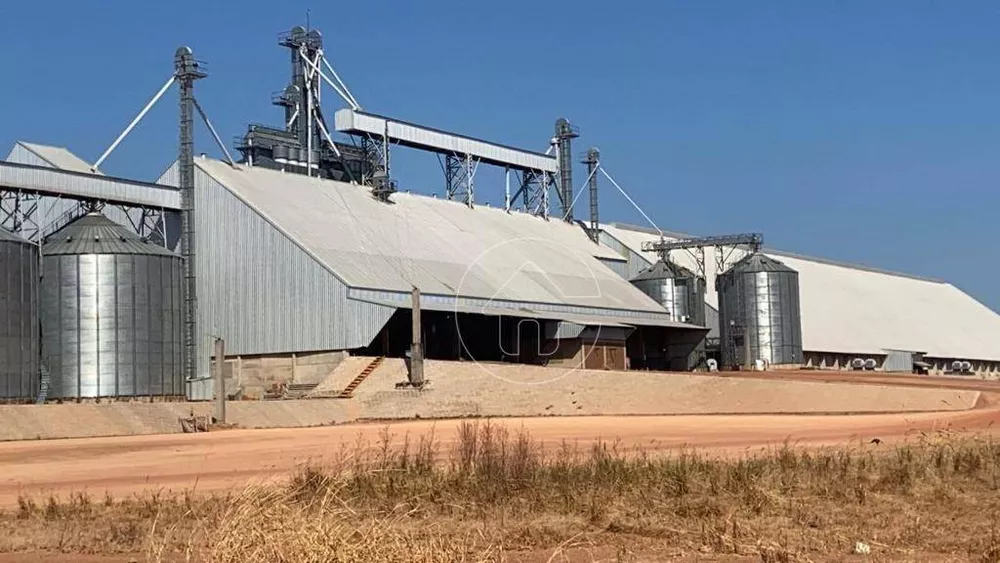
left=3, top=388, right=999, bottom=507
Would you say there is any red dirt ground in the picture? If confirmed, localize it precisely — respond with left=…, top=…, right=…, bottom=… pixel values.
left=1, top=372, right=998, bottom=562
left=1, top=371, right=999, bottom=508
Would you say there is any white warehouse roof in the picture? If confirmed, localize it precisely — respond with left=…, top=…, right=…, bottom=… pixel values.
left=601, top=223, right=1000, bottom=362
left=192, top=158, right=679, bottom=325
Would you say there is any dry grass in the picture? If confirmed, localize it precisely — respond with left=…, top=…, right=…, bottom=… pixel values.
left=3, top=421, right=1000, bottom=562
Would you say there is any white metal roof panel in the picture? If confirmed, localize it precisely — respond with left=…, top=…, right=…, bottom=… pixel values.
left=9, top=142, right=102, bottom=175
left=194, top=158, right=668, bottom=318
left=602, top=223, right=1000, bottom=361
left=334, top=109, right=558, bottom=173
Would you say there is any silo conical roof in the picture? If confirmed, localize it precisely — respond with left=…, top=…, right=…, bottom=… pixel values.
left=0, top=226, right=31, bottom=245
left=725, top=252, right=796, bottom=274
left=631, top=258, right=697, bottom=282
left=42, top=213, right=178, bottom=257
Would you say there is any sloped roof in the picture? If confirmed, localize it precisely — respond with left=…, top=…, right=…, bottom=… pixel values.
left=43, top=213, right=178, bottom=257
left=0, top=226, right=30, bottom=245
left=631, top=259, right=697, bottom=282
left=601, top=223, right=1000, bottom=361
left=192, top=158, right=672, bottom=319
left=724, top=252, right=797, bottom=275
left=9, top=142, right=101, bottom=175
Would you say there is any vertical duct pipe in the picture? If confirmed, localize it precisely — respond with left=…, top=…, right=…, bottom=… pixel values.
left=555, top=118, right=579, bottom=220
left=583, top=147, right=600, bottom=242
left=175, top=47, right=205, bottom=387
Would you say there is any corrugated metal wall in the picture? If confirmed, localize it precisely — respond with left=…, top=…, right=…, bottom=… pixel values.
left=188, top=168, right=395, bottom=395
left=597, top=257, right=628, bottom=279
left=546, top=321, right=585, bottom=340
left=598, top=231, right=651, bottom=280
left=705, top=304, right=720, bottom=339
left=41, top=253, right=185, bottom=399
left=0, top=238, right=39, bottom=399
left=882, top=349, right=914, bottom=372
left=0, top=162, right=178, bottom=209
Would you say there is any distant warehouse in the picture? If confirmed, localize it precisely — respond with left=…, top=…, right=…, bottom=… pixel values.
left=601, top=223, right=1000, bottom=376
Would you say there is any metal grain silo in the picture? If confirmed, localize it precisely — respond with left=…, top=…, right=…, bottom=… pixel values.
left=41, top=213, right=184, bottom=400
left=717, top=253, right=802, bottom=368
left=0, top=227, right=39, bottom=401
left=631, top=259, right=706, bottom=326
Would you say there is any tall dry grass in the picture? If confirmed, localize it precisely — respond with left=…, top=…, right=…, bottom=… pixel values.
left=3, top=421, right=1000, bottom=561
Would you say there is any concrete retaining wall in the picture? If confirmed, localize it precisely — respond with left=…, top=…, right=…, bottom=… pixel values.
left=216, top=350, right=349, bottom=399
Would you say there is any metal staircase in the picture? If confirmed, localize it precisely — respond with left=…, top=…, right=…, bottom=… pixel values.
left=338, top=357, right=384, bottom=398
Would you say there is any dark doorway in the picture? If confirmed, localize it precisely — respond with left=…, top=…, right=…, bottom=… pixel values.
left=355, top=309, right=553, bottom=365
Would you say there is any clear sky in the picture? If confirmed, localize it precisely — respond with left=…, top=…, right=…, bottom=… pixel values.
left=2, top=1, right=998, bottom=311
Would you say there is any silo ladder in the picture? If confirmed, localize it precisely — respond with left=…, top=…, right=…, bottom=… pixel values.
left=36, top=364, right=50, bottom=404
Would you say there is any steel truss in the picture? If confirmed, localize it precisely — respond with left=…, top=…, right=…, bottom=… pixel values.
left=441, top=153, right=479, bottom=207
left=124, top=206, right=168, bottom=246
left=0, top=190, right=40, bottom=242
left=0, top=190, right=169, bottom=246
left=507, top=169, right=554, bottom=218
left=642, top=233, right=764, bottom=280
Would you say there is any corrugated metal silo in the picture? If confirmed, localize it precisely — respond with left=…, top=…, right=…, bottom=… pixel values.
left=41, top=213, right=184, bottom=399
left=0, top=227, right=39, bottom=400
left=631, top=259, right=706, bottom=326
left=717, top=253, right=803, bottom=368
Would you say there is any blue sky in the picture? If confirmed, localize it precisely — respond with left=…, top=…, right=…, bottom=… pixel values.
left=2, top=1, right=998, bottom=311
